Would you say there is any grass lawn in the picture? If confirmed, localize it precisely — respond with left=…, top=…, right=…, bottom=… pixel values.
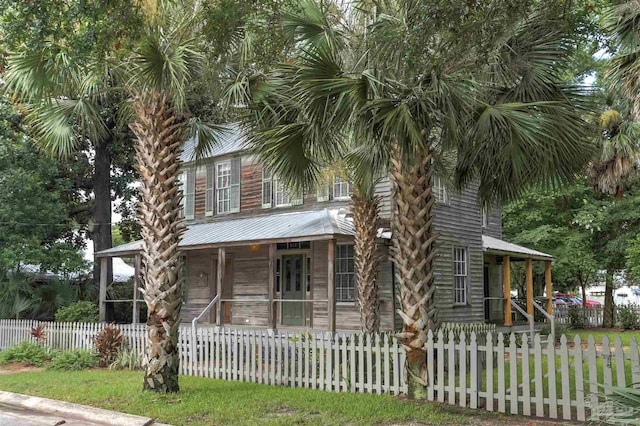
left=0, top=369, right=498, bottom=425
left=565, top=329, right=640, bottom=346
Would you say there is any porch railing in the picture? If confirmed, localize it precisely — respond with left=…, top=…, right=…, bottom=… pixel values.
left=510, top=298, right=534, bottom=343
left=532, top=299, right=554, bottom=341
left=192, top=294, right=219, bottom=332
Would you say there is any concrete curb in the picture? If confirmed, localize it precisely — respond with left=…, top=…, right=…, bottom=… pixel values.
left=0, top=391, right=167, bottom=425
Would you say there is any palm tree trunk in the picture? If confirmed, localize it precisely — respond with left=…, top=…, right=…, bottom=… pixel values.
left=130, top=90, right=185, bottom=393
left=604, top=269, right=615, bottom=328
left=352, top=190, right=381, bottom=333
left=389, top=148, right=438, bottom=400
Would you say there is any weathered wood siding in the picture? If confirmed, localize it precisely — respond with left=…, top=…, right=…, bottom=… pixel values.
left=484, top=207, right=503, bottom=239
left=430, top=184, right=485, bottom=324
left=240, top=157, right=262, bottom=211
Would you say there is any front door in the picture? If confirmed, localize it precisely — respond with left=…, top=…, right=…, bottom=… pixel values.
left=281, top=254, right=304, bottom=326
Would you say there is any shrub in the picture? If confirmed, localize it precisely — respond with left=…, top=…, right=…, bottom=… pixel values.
left=55, top=301, right=98, bottom=323
left=109, top=348, right=142, bottom=371
left=48, top=350, right=98, bottom=371
left=618, top=304, right=640, bottom=330
left=568, top=306, right=587, bottom=329
left=0, top=341, right=48, bottom=367
left=30, top=324, right=46, bottom=344
left=94, top=325, right=123, bottom=367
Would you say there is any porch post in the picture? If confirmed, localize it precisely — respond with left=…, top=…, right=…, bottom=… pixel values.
left=526, top=258, right=533, bottom=317
left=216, top=247, right=225, bottom=326
left=328, top=239, right=336, bottom=333
left=133, top=253, right=141, bottom=324
left=503, top=255, right=512, bottom=327
left=99, top=256, right=108, bottom=322
left=268, top=243, right=276, bottom=330
left=545, top=260, right=553, bottom=320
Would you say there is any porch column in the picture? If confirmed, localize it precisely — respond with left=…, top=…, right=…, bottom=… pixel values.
left=99, top=257, right=108, bottom=322
left=132, top=254, right=141, bottom=324
left=268, top=243, right=276, bottom=330
left=545, top=260, right=553, bottom=319
left=526, top=258, right=533, bottom=317
left=216, top=247, right=226, bottom=326
left=328, top=239, right=336, bottom=333
left=503, top=255, right=512, bottom=327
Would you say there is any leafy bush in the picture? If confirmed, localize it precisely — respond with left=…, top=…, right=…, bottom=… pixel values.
left=109, top=348, right=142, bottom=371
left=54, top=301, right=98, bottom=323
left=94, top=325, right=123, bottom=367
left=48, top=350, right=98, bottom=371
left=0, top=341, right=48, bottom=366
left=568, top=306, right=587, bottom=329
left=618, top=304, right=640, bottom=330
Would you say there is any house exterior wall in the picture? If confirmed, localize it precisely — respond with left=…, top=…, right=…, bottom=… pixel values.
left=181, top=146, right=503, bottom=330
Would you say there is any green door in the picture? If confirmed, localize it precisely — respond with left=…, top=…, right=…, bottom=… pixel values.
left=281, top=254, right=304, bottom=326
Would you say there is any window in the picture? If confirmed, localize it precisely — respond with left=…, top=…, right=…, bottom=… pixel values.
left=454, top=247, right=468, bottom=305
left=262, top=168, right=303, bottom=208
left=335, top=244, right=355, bottom=302
left=215, top=159, right=241, bottom=214
left=216, top=161, right=231, bottom=213
left=433, top=175, right=448, bottom=204
left=481, top=206, right=489, bottom=228
left=333, top=176, right=352, bottom=199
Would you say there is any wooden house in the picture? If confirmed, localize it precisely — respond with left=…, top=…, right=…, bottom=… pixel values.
left=96, top=126, right=555, bottom=331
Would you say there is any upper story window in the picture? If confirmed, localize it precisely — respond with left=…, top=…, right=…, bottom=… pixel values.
left=180, top=167, right=196, bottom=220
left=262, top=167, right=303, bottom=208
left=453, top=247, right=468, bottom=305
left=433, top=175, right=448, bottom=204
left=317, top=175, right=352, bottom=202
left=333, top=176, right=352, bottom=200
left=202, top=158, right=240, bottom=216
left=335, top=243, right=355, bottom=303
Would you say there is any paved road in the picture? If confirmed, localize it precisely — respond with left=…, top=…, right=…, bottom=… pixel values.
left=0, top=402, right=99, bottom=425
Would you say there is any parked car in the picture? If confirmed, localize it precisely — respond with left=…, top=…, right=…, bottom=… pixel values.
left=535, top=296, right=566, bottom=306
left=553, top=293, right=581, bottom=306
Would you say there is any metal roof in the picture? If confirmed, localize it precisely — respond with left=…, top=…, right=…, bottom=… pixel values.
left=180, top=123, right=248, bottom=163
left=482, top=235, right=553, bottom=261
left=96, top=209, right=354, bottom=257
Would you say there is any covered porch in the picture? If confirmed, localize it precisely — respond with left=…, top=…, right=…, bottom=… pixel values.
left=482, top=236, right=554, bottom=332
left=95, top=209, right=395, bottom=332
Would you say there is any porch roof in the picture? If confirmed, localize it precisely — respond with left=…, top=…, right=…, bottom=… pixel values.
left=482, top=235, right=553, bottom=261
left=95, top=209, right=354, bottom=257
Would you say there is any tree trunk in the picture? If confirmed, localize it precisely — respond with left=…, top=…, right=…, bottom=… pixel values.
left=352, top=190, right=381, bottom=333
left=603, top=270, right=615, bottom=328
left=389, top=148, right=438, bottom=399
left=581, top=283, right=587, bottom=308
left=130, top=90, right=185, bottom=393
left=93, top=141, right=113, bottom=320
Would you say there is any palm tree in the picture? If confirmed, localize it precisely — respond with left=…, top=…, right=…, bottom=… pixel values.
left=245, top=0, right=594, bottom=398
left=4, top=0, right=223, bottom=393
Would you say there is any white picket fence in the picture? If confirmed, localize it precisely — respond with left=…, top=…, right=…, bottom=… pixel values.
left=1, top=319, right=639, bottom=422
left=555, top=304, right=640, bottom=327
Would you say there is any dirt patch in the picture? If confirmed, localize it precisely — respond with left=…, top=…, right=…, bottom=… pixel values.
left=0, top=362, right=44, bottom=374
left=267, top=405, right=298, bottom=417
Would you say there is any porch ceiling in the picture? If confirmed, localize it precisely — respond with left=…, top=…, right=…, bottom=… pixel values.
left=482, top=235, right=553, bottom=261
left=95, top=209, right=355, bottom=257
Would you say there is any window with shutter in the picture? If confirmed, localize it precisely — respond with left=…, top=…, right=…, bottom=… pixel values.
left=184, top=167, right=196, bottom=220
left=333, top=176, right=352, bottom=199
left=433, top=175, right=448, bottom=204
left=205, top=163, right=214, bottom=216
left=215, top=161, right=231, bottom=214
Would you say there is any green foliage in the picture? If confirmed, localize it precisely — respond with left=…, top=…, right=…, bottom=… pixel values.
left=598, top=385, right=640, bottom=425
left=54, top=301, right=98, bottom=323
left=109, top=348, right=142, bottom=371
left=94, top=325, right=123, bottom=367
left=47, top=350, right=98, bottom=371
left=618, top=304, right=639, bottom=330
left=568, top=306, right=588, bottom=329
left=0, top=341, right=48, bottom=366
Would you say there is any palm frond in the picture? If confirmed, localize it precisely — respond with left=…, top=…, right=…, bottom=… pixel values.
left=184, top=119, right=231, bottom=163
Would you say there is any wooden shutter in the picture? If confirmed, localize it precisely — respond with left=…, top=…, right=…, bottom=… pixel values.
left=185, top=167, right=196, bottom=219
left=316, top=183, right=330, bottom=202
left=205, top=163, right=214, bottom=216
left=262, top=167, right=272, bottom=208
left=230, top=158, right=241, bottom=213
left=291, top=187, right=304, bottom=206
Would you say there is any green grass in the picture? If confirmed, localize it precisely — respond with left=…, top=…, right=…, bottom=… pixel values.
left=0, top=370, right=477, bottom=425
left=566, top=329, right=640, bottom=346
